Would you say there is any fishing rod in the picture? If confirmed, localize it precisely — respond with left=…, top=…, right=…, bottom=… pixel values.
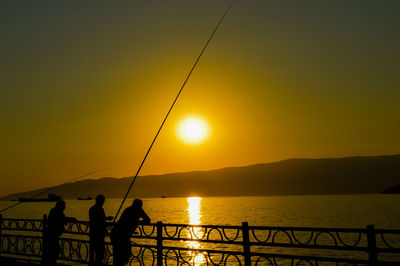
left=113, top=0, right=237, bottom=222
left=0, top=168, right=111, bottom=213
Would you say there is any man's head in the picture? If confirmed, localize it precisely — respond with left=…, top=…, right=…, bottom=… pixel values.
left=55, top=200, right=66, bottom=211
left=96, top=194, right=105, bottom=206
left=132, top=198, right=143, bottom=209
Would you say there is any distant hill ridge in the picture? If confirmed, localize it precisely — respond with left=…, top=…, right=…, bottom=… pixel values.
left=1, top=154, right=400, bottom=200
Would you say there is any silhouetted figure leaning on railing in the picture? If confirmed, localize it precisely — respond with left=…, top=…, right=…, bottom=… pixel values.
left=110, top=199, right=151, bottom=266
left=42, top=200, right=77, bottom=266
left=89, top=194, right=113, bottom=265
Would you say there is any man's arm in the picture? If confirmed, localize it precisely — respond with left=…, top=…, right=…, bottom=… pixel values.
left=140, top=209, right=151, bottom=224
left=65, top=216, right=78, bottom=224
left=101, top=208, right=113, bottom=221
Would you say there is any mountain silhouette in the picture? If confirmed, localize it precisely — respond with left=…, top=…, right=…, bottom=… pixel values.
left=1, top=154, right=399, bottom=200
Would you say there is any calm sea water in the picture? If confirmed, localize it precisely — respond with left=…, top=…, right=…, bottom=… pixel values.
left=1, top=194, right=399, bottom=228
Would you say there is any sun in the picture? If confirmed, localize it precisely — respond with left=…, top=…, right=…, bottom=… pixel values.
left=176, top=115, right=210, bottom=145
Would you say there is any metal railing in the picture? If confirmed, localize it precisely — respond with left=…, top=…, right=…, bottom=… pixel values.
left=1, top=214, right=399, bottom=265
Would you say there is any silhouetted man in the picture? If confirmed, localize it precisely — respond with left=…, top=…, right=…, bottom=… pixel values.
left=89, top=194, right=113, bottom=265
left=43, top=200, right=77, bottom=266
left=111, top=199, right=150, bottom=266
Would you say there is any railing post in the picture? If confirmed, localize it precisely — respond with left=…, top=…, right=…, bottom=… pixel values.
left=157, top=221, right=163, bottom=266
left=0, top=214, right=2, bottom=256
left=42, top=214, right=48, bottom=263
left=367, top=224, right=377, bottom=266
left=242, top=222, right=251, bottom=266
left=89, top=223, right=94, bottom=266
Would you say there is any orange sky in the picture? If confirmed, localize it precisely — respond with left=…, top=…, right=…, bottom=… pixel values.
left=1, top=0, right=399, bottom=197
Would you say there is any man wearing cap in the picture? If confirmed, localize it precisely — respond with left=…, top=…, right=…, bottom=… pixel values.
left=43, top=200, right=77, bottom=265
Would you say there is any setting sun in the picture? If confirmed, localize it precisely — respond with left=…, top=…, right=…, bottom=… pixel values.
left=176, top=115, right=210, bottom=145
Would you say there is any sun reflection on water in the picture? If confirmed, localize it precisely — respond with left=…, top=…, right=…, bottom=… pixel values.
left=187, top=197, right=202, bottom=225
left=186, top=197, right=207, bottom=265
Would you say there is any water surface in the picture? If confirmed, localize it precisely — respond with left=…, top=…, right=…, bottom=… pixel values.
left=1, top=194, right=399, bottom=228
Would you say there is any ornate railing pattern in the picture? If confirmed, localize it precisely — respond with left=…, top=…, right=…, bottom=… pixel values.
left=1, top=214, right=399, bottom=265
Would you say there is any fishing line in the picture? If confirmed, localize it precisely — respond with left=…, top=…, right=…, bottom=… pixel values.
left=0, top=168, right=111, bottom=213
left=113, top=0, right=237, bottom=221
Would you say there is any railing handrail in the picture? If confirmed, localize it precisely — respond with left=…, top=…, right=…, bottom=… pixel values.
left=3, top=217, right=400, bottom=234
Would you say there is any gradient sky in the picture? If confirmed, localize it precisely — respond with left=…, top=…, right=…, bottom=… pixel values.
left=1, top=0, right=399, bottom=197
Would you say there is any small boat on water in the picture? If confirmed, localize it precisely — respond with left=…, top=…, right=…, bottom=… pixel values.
left=77, top=196, right=93, bottom=200
left=161, top=195, right=167, bottom=198
left=19, top=194, right=62, bottom=202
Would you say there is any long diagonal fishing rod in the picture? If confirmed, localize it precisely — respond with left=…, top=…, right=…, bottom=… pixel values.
left=0, top=168, right=111, bottom=213
left=113, top=0, right=237, bottom=221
